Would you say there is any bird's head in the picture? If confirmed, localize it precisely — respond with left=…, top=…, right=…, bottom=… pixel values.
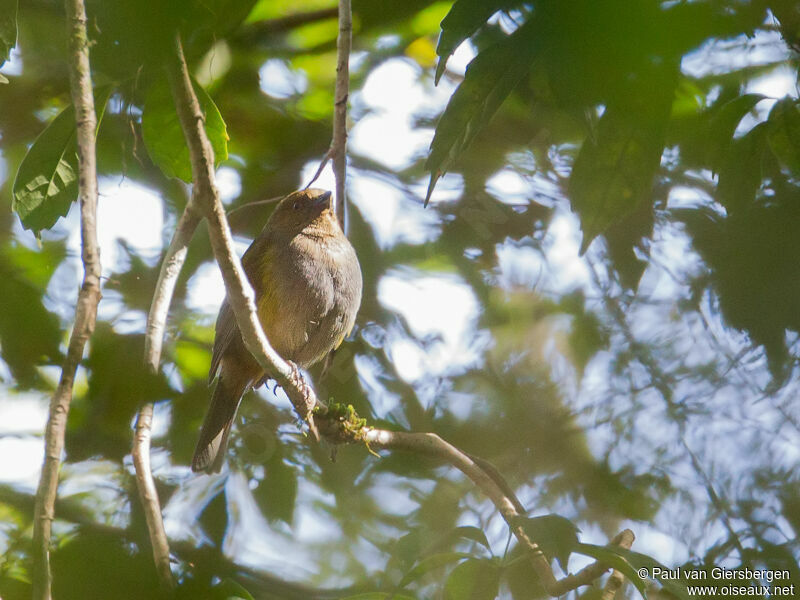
left=267, top=188, right=340, bottom=239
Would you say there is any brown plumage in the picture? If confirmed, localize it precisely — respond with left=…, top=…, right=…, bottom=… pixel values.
left=192, top=188, right=362, bottom=473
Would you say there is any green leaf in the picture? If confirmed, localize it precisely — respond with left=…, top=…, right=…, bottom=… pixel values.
left=511, top=514, right=580, bottom=571
left=142, top=74, right=229, bottom=182
left=706, top=93, right=766, bottom=170
left=434, top=0, right=520, bottom=84
left=716, top=122, right=767, bottom=212
left=444, top=558, right=500, bottom=600
left=450, top=526, right=493, bottom=553
left=767, top=96, right=800, bottom=174
left=574, top=543, right=648, bottom=599
left=212, top=578, right=255, bottom=600
left=399, top=552, right=473, bottom=587
left=569, top=64, right=678, bottom=253
left=0, top=0, right=17, bottom=65
left=425, top=16, right=539, bottom=205
left=576, top=543, right=690, bottom=600
left=12, top=85, right=113, bottom=235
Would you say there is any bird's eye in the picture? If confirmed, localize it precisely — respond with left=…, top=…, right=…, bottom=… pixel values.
left=292, top=201, right=300, bottom=210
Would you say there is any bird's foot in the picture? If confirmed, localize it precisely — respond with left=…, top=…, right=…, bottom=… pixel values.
left=286, top=360, right=320, bottom=441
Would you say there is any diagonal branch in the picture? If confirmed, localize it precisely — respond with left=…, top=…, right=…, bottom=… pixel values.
left=347, top=427, right=635, bottom=597
left=32, top=0, right=102, bottom=598
left=132, top=198, right=201, bottom=591
left=166, top=32, right=321, bottom=436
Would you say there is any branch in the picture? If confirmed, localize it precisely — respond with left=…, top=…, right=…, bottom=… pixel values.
left=343, top=427, right=635, bottom=597
left=165, top=33, right=321, bottom=436
left=32, top=0, right=102, bottom=598
left=602, top=530, right=636, bottom=600
left=239, top=7, right=338, bottom=39
left=305, top=0, right=352, bottom=229
left=332, top=0, right=351, bottom=228
left=132, top=199, right=201, bottom=591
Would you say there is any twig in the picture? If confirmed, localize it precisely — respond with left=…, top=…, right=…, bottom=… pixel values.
left=239, top=7, right=338, bottom=39
left=356, top=428, right=635, bottom=597
left=133, top=200, right=201, bottom=591
left=306, top=0, right=352, bottom=230
left=165, top=33, right=321, bottom=438
left=32, top=0, right=102, bottom=598
left=602, top=530, right=635, bottom=600
left=331, top=0, right=351, bottom=228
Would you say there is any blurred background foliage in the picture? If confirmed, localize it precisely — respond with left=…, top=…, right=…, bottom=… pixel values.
left=1, top=0, right=800, bottom=598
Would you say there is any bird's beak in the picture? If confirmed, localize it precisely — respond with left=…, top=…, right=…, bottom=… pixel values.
left=312, top=190, right=333, bottom=209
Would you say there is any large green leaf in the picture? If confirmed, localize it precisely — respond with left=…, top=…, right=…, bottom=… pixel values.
left=425, top=16, right=539, bottom=205
left=715, top=122, right=768, bottom=212
left=444, top=558, right=500, bottom=600
left=511, top=514, right=580, bottom=571
left=142, top=74, right=229, bottom=183
left=569, top=64, right=678, bottom=253
left=11, top=85, right=113, bottom=235
left=0, top=243, right=64, bottom=387
left=399, top=552, right=473, bottom=587
left=0, top=0, right=17, bottom=66
left=767, top=96, right=800, bottom=174
left=434, top=0, right=521, bottom=84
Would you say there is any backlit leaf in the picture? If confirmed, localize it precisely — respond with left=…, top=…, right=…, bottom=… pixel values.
left=11, top=85, right=113, bottom=235
left=142, top=74, right=229, bottom=182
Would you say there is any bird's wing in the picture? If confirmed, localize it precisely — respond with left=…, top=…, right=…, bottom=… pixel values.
left=208, top=233, right=271, bottom=384
left=209, top=299, right=235, bottom=383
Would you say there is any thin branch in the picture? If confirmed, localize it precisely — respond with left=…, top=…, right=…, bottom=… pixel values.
left=356, top=428, right=635, bottom=597
left=133, top=200, right=201, bottom=591
left=332, top=0, right=351, bottom=228
left=165, top=32, right=320, bottom=438
left=306, top=0, right=351, bottom=230
left=32, top=0, right=102, bottom=598
left=602, top=529, right=635, bottom=600
left=239, top=7, right=338, bottom=39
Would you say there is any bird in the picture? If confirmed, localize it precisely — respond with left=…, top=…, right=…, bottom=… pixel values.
left=192, top=188, right=362, bottom=473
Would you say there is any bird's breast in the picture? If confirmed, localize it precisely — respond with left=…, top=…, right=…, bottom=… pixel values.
left=255, top=234, right=361, bottom=367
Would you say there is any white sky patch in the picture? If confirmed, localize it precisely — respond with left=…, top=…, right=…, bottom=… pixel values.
left=542, top=211, right=591, bottom=291
left=378, top=272, right=481, bottom=382
left=681, top=29, right=790, bottom=78
left=0, top=46, right=22, bottom=77
left=666, top=185, right=714, bottom=210
left=496, top=242, right=544, bottom=289
left=351, top=58, right=454, bottom=171
left=350, top=176, right=440, bottom=248
left=0, top=437, right=43, bottom=487
left=439, top=40, right=476, bottom=79
left=487, top=168, right=532, bottom=204
left=300, top=160, right=336, bottom=194
left=64, top=178, right=164, bottom=277
left=217, top=166, right=243, bottom=204
left=259, top=58, right=308, bottom=99
left=185, top=261, right=226, bottom=316
left=0, top=393, right=48, bottom=434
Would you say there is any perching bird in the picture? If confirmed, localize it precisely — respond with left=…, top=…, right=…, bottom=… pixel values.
left=192, top=188, right=362, bottom=473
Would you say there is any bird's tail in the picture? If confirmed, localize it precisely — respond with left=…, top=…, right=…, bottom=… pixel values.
left=192, top=373, right=250, bottom=473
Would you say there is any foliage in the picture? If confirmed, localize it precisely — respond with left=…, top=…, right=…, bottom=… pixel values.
left=1, top=0, right=799, bottom=599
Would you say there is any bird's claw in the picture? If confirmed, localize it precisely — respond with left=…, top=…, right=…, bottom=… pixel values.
left=286, top=360, right=320, bottom=441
